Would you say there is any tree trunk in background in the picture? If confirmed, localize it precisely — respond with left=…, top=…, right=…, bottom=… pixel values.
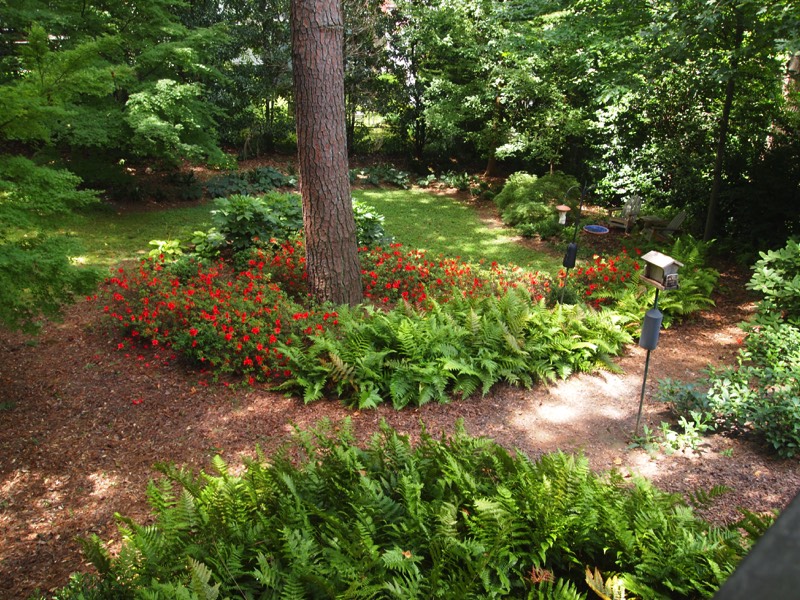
left=291, top=0, right=363, bottom=306
left=786, top=53, right=800, bottom=111
left=704, top=16, right=744, bottom=242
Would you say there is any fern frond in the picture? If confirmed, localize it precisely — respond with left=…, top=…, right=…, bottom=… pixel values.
left=585, top=566, right=626, bottom=600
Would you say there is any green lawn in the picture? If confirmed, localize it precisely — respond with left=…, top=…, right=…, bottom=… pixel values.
left=50, top=189, right=562, bottom=274
left=354, top=188, right=562, bottom=273
left=54, top=203, right=213, bottom=267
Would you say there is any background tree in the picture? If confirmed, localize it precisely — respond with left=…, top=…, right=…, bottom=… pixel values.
left=291, top=0, right=363, bottom=305
left=0, top=0, right=228, bottom=331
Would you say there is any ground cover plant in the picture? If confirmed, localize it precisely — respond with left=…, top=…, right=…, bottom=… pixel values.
left=205, top=166, right=297, bottom=199
left=101, top=240, right=632, bottom=406
left=656, top=238, right=800, bottom=458
left=48, top=421, right=763, bottom=599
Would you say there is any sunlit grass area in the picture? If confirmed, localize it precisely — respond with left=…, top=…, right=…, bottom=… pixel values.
left=354, top=188, right=562, bottom=274
left=43, top=188, right=562, bottom=274
left=50, top=203, right=213, bottom=267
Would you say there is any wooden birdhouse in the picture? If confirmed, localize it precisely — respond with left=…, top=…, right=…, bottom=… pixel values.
left=640, top=250, right=683, bottom=291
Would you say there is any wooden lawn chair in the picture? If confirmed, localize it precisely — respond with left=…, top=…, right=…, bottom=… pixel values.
left=644, top=210, right=687, bottom=241
left=607, top=195, right=643, bottom=233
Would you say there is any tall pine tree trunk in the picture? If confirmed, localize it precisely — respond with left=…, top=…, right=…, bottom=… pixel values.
left=291, top=0, right=363, bottom=306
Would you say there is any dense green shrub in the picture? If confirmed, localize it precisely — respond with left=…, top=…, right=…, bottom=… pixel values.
left=50, top=422, right=758, bottom=599
left=353, top=200, right=393, bottom=247
left=659, top=320, right=800, bottom=458
left=205, top=167, right=297, bottom=199
left=656, top=240, right=800, bottom=457
left=746, top=238, right=800, bottom=322
left=494, top=172, right=580, bottom=238
left=210, top=192, right=304, bottom=254
left=494, top=172, right=579, bottom=212
left=191, top=194, right=391, bottom=258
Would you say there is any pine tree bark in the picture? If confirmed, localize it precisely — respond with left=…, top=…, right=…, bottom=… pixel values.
left=291, top=0, right=363, bottom=306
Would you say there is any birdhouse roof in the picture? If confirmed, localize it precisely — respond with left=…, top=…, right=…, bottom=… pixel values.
left=555, top=204, right=571, bottom=211
left=640, top=250, right=683, bottom=269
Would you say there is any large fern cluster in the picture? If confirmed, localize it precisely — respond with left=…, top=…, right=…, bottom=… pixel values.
left=279, top=289, right=632, bottom=408
left=51, top=421, right=759, bottom=599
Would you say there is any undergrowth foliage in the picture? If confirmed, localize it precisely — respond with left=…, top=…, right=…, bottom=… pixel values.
left=51, top=421, right=760, bottom=599
left=656, top=238, right=800, bottom=458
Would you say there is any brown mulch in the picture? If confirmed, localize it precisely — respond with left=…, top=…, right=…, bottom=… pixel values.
left=1, top=200, right=799, bottom=599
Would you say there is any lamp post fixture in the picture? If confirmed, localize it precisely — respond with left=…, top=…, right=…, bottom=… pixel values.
left=559, top=184, right=593, bottom=303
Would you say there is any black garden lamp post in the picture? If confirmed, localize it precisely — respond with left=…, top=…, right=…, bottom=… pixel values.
left=559, top=184, right=593, bottom=303
left=635, top=251, right=684, bottom=435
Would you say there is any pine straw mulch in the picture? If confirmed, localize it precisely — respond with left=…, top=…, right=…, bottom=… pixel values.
left=2, top=211, right=800, bottom=599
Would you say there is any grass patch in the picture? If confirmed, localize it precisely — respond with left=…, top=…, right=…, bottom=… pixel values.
left=49, top=203, right=213, bottom=267
left=353, top=188, right=562, bottom=273
left=46, top=189, right=562, bottom=274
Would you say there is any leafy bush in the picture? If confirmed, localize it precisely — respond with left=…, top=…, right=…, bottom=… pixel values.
left=747, top=238, right=800, bottom=322
left=210, top=192, right=304, bottom=254
left=349, top=164, right=410, bottom=188
left=494, top=171, right=579, bottom=212
left=192, top=195, right=391, bottom=258
left=205, top=167, right=296, bottom=199
left=655, top=245, right=800, bottom=458
left=705, top=321, right=800, bottom=457
left=52, top=422, right=757, bottom=599
left=353, top=200, right=393, bottom=247
left=494, top=172, right=580, bottom=238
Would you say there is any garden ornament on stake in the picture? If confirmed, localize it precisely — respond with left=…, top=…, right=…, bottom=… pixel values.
left=635, top=251, right=684, bottom=435
left=559, top=184, right=594, bottom=303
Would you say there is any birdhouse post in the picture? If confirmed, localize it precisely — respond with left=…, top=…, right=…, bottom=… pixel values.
left=634, top=251, right=683, bottom=435
left=640, top=250, right=683, bottom=291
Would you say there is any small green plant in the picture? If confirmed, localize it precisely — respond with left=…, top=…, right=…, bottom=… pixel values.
left=439, top=170, right=473, bottom=191
left=415, top=173, right=437, bottom=187
left=147, top=239, right=183, bottom=259
left=628, top=424, right=660, bottom=454
left=660, top=412, right=713, bottom=454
